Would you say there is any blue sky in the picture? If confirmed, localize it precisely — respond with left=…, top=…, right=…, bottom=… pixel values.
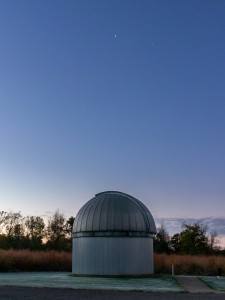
left=1, top=1, right=225, bottom=234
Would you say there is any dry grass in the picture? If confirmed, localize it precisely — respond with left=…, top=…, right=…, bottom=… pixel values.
left=1, top=250, right=225, bottom=275
left=154, top=253, right=225, bottom=275
left=0, top=249, right=71, bottom=272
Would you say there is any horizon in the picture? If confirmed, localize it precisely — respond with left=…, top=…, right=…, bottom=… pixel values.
left=1, top=205, right=225, bottom=248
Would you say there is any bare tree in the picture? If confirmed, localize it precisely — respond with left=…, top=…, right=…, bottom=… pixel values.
left=0, top=211, right=7, bottom=234
left=25, top=216, right=45, bottom=250
left=46, top=210, right=66, bottom=250
left=208, top=230, right=219, bottom=253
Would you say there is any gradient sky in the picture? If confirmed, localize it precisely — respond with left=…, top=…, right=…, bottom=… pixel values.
left=1, top=1, right=225, bottom=233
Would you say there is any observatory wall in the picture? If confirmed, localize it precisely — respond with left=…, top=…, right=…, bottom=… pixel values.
left=72, top=236, right=154, bottom=275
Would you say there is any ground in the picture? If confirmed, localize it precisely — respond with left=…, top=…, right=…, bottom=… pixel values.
left=0, top=272, right=225, bottom=299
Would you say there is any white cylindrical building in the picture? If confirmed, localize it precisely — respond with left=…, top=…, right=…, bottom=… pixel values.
left=72, top=191, right=156, bottom=276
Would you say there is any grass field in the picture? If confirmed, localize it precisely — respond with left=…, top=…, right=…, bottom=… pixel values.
left=0, top=249, right=225, bottom=275
left=0, top=249, right=71, bottom=272
left=154, top=253, right=225, bottom=275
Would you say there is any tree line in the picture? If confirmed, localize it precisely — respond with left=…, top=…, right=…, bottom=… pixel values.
left=154, top=222, right=224, bottom=255
left=0, top=210, right=74, bottom=251
left=1, top=210, right=223, bottom=256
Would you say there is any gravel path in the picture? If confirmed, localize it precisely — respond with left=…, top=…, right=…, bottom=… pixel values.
left=1, top=287, right=225, bottom=300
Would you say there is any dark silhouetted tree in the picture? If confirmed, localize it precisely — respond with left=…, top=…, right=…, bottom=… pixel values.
left=208, top=230, right=219, bottom=254
left=25, top=216, right=45, bottom=250
left=46, top=210, right=66, bottom=251
left=2, top=211, right=25, bottom=248
left=170, top=233, right=181, bottom=253
left=178, top=223, right=208, bottom=255
left=154, top=223, right=171, bottom=253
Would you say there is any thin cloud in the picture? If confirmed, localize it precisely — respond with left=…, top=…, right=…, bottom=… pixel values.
left=155, top=217, right=225, bottom=236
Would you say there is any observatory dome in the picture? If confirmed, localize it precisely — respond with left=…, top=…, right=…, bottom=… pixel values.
left=72, top=191, right=156, bottom=276
left=73, top=191, right=156, bottom=235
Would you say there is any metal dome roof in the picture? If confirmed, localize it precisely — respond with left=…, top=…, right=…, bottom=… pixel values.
left=73, top=191, right=156, bottom=235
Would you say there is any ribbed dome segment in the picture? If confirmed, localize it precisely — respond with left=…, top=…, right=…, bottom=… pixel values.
left=73, top=191, right=156, bottom=234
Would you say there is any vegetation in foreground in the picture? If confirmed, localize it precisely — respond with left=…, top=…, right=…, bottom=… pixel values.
left=154, top=253, right=225, bottom=276
left=0, top=249, right=71, bottom=272
left=0, top=249, right=225, bottom=275
left=1, top=209, right=225, bottom=275
left=154, top=222, right=225, bottom=275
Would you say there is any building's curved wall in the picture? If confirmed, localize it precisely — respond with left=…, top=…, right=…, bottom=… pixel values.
left=72, top=237, right=154, bottom=276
